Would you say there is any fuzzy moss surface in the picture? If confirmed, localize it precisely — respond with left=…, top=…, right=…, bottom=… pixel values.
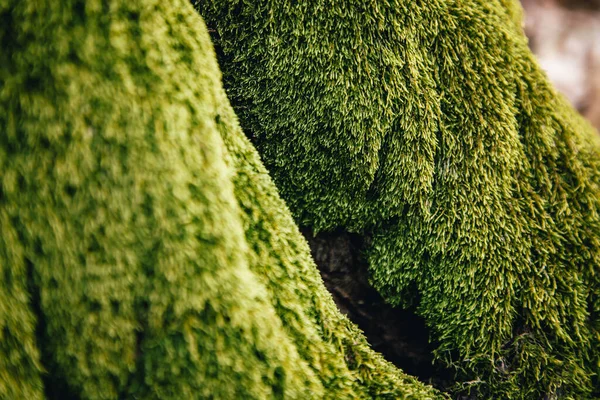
left=195, top=0, right=600, bottom=398
left=0, top=0, right=442, bottom=398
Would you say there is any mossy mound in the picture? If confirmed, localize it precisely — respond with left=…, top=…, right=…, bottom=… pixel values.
left=195, top=0, right=600, bottom=398
left=0, top=0, right=442, bottom=398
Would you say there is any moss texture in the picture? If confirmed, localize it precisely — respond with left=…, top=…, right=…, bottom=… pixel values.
left=195, top=0, right=600, bottom=398
left=0, top=0, right=442, bottom=398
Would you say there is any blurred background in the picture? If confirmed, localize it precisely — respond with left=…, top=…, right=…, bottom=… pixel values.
left=521, top=0, right=600, bottom=130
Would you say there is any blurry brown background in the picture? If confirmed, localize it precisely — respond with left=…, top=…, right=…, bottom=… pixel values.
left=522, top=0, right=600, bottom=130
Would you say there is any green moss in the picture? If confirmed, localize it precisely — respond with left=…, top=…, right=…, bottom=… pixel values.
left=0, top=0, right=441, bottom=398
left=195, top=0, right=600, bottom=398
left=215, top=82, right=443, bottom=400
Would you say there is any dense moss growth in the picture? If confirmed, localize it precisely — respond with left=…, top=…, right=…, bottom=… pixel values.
left=214, top=83, right=443, bottom=400
left=195, top=0, right=600, bottom=398
left=0, top=0, right=442, bottom=398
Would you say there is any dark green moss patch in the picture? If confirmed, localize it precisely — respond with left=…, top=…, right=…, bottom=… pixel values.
left=195, top=0, right=600, bottom=397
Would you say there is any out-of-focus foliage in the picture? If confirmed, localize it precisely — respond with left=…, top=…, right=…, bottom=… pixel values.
left=195, top=0, right=600, bottom=397
left=0, top=0, right=443, bottom=398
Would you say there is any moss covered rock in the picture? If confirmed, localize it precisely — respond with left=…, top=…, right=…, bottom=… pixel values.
left=195, top=0, right=600, bottom=398
left=0, top=0, right=442, bottom=398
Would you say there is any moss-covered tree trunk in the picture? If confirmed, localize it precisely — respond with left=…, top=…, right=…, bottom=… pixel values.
left=0, top=0, right=443, bottom=398
left=195, top=0, right=600, bottom=398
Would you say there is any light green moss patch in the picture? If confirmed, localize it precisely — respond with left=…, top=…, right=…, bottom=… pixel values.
left=0, top=0, right=441, bottom=398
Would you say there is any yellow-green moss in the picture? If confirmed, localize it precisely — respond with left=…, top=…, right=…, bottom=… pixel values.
left=0, top=0, right=441, bottom=398
left=195, top=0, right=600, bottom=397
left=215, top=84, right=443, bottom=400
